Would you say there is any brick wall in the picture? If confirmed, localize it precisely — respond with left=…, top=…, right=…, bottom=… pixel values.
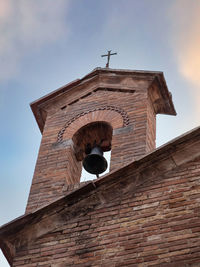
left=13, top=158, right=200, bottom=266
left=26, top=73, right=157, bottom=213
left=146, top=96, right=156, bottom=153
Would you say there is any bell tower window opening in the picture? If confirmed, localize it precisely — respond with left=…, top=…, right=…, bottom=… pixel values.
left=72, top=121, right=113, bottom=182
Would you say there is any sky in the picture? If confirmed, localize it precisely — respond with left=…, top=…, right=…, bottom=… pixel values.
left=1, top=0, right=200, bottom=265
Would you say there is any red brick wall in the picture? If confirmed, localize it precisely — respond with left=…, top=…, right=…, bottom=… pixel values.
left=26, top=74, right=157, bottom=213
left=13, top=159, right=200, bottom=266
left=146, top=96, right=156, bottom=153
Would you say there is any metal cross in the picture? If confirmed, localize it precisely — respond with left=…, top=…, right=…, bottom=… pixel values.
left=101, top=50, right=117, bottom=68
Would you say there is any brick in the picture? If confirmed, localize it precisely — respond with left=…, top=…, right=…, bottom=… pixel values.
left=26, top=71, right=158, bottom=213
left=6, top=69, right=200, bottom=267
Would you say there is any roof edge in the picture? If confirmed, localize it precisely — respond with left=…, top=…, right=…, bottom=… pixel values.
left=30, top=67, right=176, bottom=132
left=1, top=125, right=200, bottom=236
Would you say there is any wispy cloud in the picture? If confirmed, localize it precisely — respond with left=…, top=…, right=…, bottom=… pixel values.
left=0, top=0, right=69, bottom=81
left=169, top=1, right=200, bottom=110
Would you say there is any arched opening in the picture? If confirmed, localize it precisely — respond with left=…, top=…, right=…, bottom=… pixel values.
left=72, top=121, right=113, bottom=181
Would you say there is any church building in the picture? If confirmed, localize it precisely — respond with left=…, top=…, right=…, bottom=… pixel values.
left=1, top=66, right=200, bottom=266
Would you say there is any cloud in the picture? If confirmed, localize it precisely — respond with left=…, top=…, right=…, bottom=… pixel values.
left=169, top=1, right=200, bottom=108
left=0, top=0, right=69, bottom=81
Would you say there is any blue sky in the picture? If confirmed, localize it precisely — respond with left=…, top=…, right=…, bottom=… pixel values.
left=1, top=0, right=200, bottom=265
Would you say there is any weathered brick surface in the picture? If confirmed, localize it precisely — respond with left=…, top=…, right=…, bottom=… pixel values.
left=26, top=71, right=163, bottom=213
left=12, top=158, right=200, bottom=266
left=3, top=68, right=185, bottom=267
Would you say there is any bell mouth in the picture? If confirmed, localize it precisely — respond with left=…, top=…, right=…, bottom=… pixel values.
left=83, top=154, right=108, bottom=174
left=83, top=146, right=108, bottom=175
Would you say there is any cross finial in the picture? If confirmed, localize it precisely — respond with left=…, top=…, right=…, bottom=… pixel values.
left=101, top=50, right=117, bottom=68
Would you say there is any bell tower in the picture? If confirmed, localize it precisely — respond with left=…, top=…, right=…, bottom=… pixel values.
left=27, top=68, right=176, bottom=213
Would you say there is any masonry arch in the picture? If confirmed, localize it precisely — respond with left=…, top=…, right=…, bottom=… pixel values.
left=57, top=107, right=129, bottom=185
left=57, top=106, right=129, bottom=142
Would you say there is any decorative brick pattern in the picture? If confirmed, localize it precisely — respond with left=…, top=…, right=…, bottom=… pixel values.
left=57, top=105, right=129, bottom=142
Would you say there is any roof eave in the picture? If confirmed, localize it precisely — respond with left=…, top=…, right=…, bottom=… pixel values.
left=30, top=68, right=176, bottom=133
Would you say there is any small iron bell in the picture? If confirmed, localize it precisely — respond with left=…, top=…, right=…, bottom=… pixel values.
left=83, top=146, right=108, bottom=175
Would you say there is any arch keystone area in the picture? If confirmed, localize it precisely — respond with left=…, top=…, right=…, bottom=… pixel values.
left=57, top=106, right=129, bottom=142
